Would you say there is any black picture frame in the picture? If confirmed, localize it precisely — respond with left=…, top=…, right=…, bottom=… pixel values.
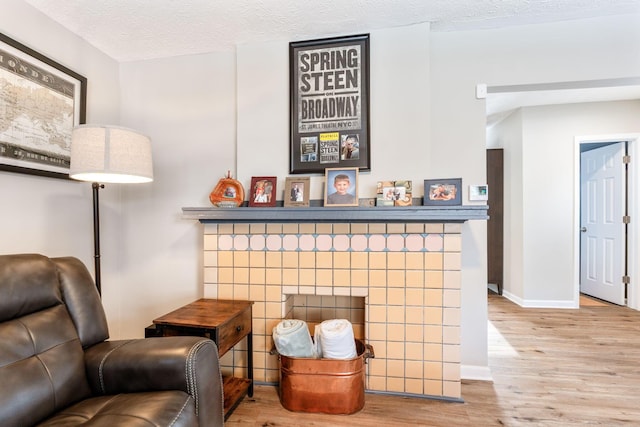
left=423, top=178, right=463, bottom=206
left=0, top=33, right=87, bottom=179
left=289, top=34, right=370, bottom=174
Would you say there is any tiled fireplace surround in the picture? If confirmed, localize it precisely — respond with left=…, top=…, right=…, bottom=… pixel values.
left=197, top=216, right=468, bottom=401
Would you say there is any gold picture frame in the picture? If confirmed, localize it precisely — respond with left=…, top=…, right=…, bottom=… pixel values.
left=324, top=167, right=359, bottom=207
left=284, top=176, right=310, bottom=207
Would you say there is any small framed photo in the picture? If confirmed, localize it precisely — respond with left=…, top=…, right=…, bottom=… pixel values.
left=324, top=167, right=359, bottom=207
left=376, top=180, right=413, bottom=207
left=248, top=176, right=277, bottom=207
left=469, top=184, right=489, bottom=201
left=423, top=178, right=462, bottom=206
left=284, top=176, right=310, bottom=207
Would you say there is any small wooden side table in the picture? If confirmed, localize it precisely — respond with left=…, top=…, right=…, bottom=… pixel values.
left=149, top=298, right=254, bottom=420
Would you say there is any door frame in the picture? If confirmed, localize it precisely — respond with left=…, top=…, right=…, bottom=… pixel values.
left=574, top=133, right=640, bottom=310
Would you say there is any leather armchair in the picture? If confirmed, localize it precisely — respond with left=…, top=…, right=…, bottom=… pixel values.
left=0, top=254, right=224, bottom=427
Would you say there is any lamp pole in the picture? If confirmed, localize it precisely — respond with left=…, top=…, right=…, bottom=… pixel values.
left=92, top=182, right=104, bottom=295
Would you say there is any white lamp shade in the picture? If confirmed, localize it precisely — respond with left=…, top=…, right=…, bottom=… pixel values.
left=70, top=125, right=153, bottom=183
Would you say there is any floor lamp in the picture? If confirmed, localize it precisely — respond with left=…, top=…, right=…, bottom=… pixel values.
left=69, top=125, right=153, bottom=295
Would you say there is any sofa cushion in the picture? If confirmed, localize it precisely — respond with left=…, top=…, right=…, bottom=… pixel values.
left=0, top=305, right=92, bottom=426
left=0, top=253, right=62, bottom=323
left=53, top=256, right=109, bottom=347
left=37, top=391, right=198, bottom=427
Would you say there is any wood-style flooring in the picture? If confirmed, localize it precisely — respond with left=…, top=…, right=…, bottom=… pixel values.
left=226, top=294, right=640, bottom=426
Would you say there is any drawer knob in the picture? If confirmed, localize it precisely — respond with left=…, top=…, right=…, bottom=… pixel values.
left=236, top=325, right=243, bottom=332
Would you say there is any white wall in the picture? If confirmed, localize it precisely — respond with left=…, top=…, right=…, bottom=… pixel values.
left=488, top=110, right=525, bottom=300
left=1, top=0, right=121, bottom=323
left=237, top=23, right=431, bottom=199
left=430, top=14, right=639, bottom=373
left=429, top=30, right=489, bottom=376
left=116, top=52, right=237, bottom=337
left=236, top=40, right=289, bottom=186
left=521, top=101, right=640, bottom=305
left=489, top=101, right=640, bottom=307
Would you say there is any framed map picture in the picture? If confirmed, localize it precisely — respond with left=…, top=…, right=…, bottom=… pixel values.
left=289, top=34, right=370, bottom=174
left=0, top=33, right=87, bottom=179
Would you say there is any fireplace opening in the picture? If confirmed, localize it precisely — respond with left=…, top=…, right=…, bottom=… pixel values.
left=283, top=295, right=365, bottom=340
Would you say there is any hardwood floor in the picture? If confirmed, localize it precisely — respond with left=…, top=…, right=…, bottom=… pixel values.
left=226, top=294, right=640, bottom=426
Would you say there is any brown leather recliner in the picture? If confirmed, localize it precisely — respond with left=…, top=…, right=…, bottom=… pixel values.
left=0, top=254, right=224, bottom=427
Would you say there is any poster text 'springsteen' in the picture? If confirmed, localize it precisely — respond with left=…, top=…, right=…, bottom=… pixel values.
left=297, top=45, right=362, bottom=131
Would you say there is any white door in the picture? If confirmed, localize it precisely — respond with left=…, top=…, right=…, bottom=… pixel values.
left=580, top=142, right=626, bottom=305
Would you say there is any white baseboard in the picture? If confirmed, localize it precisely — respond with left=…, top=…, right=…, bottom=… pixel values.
left=501, top=290, right=523, bottom=305
left=461, top=365, right=493, bottom=381
left=501, top=290, right=578, bottom=309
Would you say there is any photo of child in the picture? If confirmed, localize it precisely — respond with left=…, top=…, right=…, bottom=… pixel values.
left=324, top=168, right=358, bottom=206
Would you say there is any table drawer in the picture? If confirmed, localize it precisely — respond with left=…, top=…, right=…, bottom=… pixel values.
left=216, top=307, right=252, bottom=355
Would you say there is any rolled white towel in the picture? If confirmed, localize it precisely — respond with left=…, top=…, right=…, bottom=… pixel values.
left=272, top=319, right=316, bottom=358
left=315, top=319, right=357, bottom=359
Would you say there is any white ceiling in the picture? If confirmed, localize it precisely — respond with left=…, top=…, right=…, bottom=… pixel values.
left=486, top=80, right=640, bottom=126
left=22, top=0, right=640, bottom=124
left=23, top=0, right=640, bottom=62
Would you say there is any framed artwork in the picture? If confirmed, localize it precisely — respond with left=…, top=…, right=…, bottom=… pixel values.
left=284, top=176, right=310, bottom=207
left=324, top=167, right=359, bottom=207
left=0, top=33, right=87, bottom=179
left=248, top=176, right=277, bottom=207
left=376, top=180, right=413, bottom=207
left=423, top=178, right=462, bottom=206
left=289, top=34, right=370, bottom=174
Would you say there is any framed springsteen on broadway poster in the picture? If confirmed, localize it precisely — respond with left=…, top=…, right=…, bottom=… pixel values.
left=289, top=34, right=370, bottom=174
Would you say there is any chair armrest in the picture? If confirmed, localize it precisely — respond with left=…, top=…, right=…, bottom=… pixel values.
left=85, top=336, right=223, bottom=427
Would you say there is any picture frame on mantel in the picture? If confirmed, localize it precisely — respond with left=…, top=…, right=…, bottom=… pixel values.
left=248, top=176, right=277, bottom=207
left=0, top=33, right=87, bottom=179
left=324, top=167, right=359, bottom=207
left=284, top=176, right=310, bottom=207
left=376, top=180, right=413, bottom=207
left=423, top=178, right=462, bottom=206
left=289, top=34, right=370, bottom=174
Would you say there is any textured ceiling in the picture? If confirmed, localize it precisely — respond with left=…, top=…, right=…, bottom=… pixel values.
left=21, top=0, right=640, bottom=124
left=23, top=0, right=640, bottom=62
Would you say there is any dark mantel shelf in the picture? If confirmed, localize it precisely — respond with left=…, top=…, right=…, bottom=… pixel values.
left=182, top=205, right=488, bottom=223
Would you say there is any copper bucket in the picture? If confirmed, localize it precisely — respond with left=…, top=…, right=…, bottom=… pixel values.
left=276, top=340, right=374, bottom=414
